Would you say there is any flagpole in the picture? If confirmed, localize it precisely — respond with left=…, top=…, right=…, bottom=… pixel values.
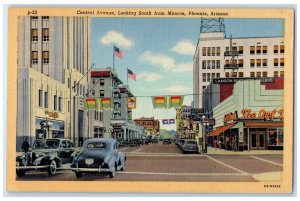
left=113, top=46, right=115, bottom=70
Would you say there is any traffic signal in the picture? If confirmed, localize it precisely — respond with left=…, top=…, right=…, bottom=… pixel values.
left=196, top=123, right=199, bottom=132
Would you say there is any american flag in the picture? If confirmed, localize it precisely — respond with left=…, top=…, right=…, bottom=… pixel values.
left=128, top=69, right=136, bottom=81
left=113, top=46, right=123, bottom=59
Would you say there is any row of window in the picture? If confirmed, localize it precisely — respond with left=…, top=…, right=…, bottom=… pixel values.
left=38, top=90, right=62, bottom=111
left=202, top=45, right=285, bottom=56
left=202, top=73, right=221, bottom=82
left=92, top=79, right=105, bottom=86
left=31, top=28, right=49, bottom=42
left=249, top=71, right=284, bottom=78
left=225, top=59, right=244, bottom=67
left=202, top=60, right=221, bottom=69
left=31, top=51, right=49, bottom=64
left=68, top=79, right=85, bottom=96
left=202, top=47, right=221, bottom=56
left=250, top=58, right=285, bottom=67
left=224, top=72, right=244, bottom=78
left=91, top=90, right=105, bottom=97
left=94, top=111, right=104, bottom=121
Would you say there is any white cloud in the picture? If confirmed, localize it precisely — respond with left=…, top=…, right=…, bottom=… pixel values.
left=173, top=62, right=193, bottom=73
left=139, top=72, right=162, bottom=82
left=140, top=51, right=175, bottom=70
left=100, top=31, right=133, bottom=49
left=165, top=85, right=191, bottom=94
left=171, top=39, right=196, bottom=55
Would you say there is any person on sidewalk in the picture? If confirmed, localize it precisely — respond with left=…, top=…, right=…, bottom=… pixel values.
left=21, top=137, right=30, bottom=153
left=219, top=137, right=223, bottom=150
left=233, top=136, right=237, bottom=152
left=213, top=139, right=217, bottom=150
left=225, top=136, right=230, bottom=150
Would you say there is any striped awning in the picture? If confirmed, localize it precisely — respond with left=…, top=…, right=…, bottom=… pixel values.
left=244, top=122, right=283, bottom=128
left=207, top=124, right=236, bottom=137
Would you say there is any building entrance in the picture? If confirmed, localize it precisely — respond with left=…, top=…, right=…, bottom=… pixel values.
left=250, top=129, right=266, bottom=150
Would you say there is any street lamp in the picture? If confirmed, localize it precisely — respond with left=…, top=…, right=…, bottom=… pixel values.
left=201, top=115, right=208, bottom=153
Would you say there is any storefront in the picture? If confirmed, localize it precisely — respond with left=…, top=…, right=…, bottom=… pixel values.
left=35, top=117, right=65, bottom=139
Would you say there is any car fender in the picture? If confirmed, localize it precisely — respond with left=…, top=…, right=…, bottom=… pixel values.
left=106, top=156, right=117, bottom=172
left=46, top=155, right=62, bottom=167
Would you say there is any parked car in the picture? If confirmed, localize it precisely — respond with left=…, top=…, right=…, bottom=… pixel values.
left=16, top=138, right=76, bottom=177
left=181, top=140, right=199, bottom=154
left=177, top=138, right=188, bottom=150
left=129, top=139, right=141, bottom=147
left=71, top=138, right=126, bottom=178
left=163, top=139, right=172, bottom=145
left=152, top=138, right=158, bottom=144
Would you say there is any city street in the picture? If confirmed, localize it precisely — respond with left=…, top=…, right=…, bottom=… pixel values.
left=16, top=142, right=283, bottom=182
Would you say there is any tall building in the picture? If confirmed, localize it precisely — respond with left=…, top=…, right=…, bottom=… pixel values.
left=134, top=117, right=160, bottom=136
left=88, top=68, right=144, bottom=140
left=193, top=30, right=285, bottom=108
left=17, top=16, right=91, bottom=149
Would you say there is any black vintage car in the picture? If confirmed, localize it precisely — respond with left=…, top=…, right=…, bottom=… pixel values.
left=71, top=138, right=126, bottom=178
left=163, top=139, right=172, bottom=145
left=16, top=138, right=76, bottom=177
left=129, top=138, right=141, bottom=147
left=181, top=139, right=199, bottom=154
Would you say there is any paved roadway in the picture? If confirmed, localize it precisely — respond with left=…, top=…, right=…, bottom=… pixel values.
left=16, top=142, right=283, bottom=182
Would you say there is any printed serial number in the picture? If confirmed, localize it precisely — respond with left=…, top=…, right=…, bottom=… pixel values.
left=27, top=10, right=37, bottom=15
left=264, top=185, right=281, bottom=188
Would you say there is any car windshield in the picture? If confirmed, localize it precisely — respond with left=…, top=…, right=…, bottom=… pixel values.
left=33, top=139, right=60, bottom=149
left=186, top=141, right=196, bottom=145
left=87, top=142, right=106, bottom=149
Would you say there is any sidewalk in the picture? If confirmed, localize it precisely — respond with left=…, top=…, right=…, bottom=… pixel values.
left=205, top=146, right=283, bottom=155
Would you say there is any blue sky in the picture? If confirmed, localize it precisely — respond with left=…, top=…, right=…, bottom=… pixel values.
left=91, top=18, right=284, bottom=130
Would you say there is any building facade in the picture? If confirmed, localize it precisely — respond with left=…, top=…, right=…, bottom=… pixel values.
left=134, top=117, right=160, bottom=136
left=204, top=77, right=284, bottom=151
left=88, top=68, right=144, bottom=140
left=193, top=32, right=285, bottom=108
left=17, top=16, right=91, bottom=149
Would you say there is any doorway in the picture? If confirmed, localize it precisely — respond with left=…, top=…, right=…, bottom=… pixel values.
left=250, top=129, right=266, bottom=150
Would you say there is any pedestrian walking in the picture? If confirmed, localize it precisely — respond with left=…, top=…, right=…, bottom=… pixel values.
left=213, top=139, right=217, bottom=150
left=21, top=137, right=30, bottom=153
left=225, top=136, right=230, bottom=150
left=218, top=137, right=222, bottom=150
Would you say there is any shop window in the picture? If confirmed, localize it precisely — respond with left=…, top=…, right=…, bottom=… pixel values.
left=211, top=60, right=215, bottom=69
left=250, top=46, right=255, bottom=54
left=250, top=59, right=255, bottom=67
left=274, top=45, right=278, bottom=54
left=207, top=47, right=211, bottom=56
left=263, top=46, right=267, bottom=54
left=216, top=60, right=220, bottom=69
left=256, top=59, right=261, bottom=67
left=263, top=59, right=267, bottom=67
left=239, top=72, right=244, bottom=77
left=42, top=51, right=49, bottom=64
left=42, top=28, right=49, bottom=41
left=216, top=73, right=220, bottom=78
left=202, top=60, right=206, bottom=69
left=238, top=59, right=243, bottom=67
left=31, top=29, right=38, bottom=41
left=202, top=73, right=206, bottom=82
left=38, top=90, right=43, bottom=107
left=212, top=47, right=215, bottom=56
left=100, top=90, right=105, bottom=97
left=268, top=129, right=283, bottom=146
left=256, top=46, right=261, bottom=54
left=44, top=92, right=48, bottom=108
left=238, top=46, right=243, bottom=54
left=280, top=58, right=284, bottom=66
left=250, top=72, right=255, bottom=78
left=225, top=72, right=230, bottom=77
left=274, top=71, right=278, bottom=77
left=31, top=51, right=38, bottom=64
left=274, top=58, right=279, bottom=67
left=207, top=60, right=211, bottom=69
left=280, top=45, right=285, bottom=54
left=216, top=47, right=220, bottom=56
left=280, top=71, right=284, bottom=77
left=263, top=71, right=268, bottom=77
left=202, top=47, right=206, bottom=56
left=256, top=72, right=261, bottom=78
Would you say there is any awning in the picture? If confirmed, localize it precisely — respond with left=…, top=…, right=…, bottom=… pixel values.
left=244, top=122, right=283, bottom=128
left=207, top=124, right=236, bottom=137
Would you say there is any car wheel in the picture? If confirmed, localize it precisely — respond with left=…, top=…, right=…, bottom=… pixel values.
left=109, top=165, right=116, bottom=178
left=16, top=169, right=25, bottom=177
left=75, top=172, right=82, bottom=178
left=120, top=163, right=125, bottom=171
left=48, top=160, right=57, bottom=176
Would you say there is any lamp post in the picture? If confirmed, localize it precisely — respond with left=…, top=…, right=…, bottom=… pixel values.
left=201, top=115, right=208, bottom=153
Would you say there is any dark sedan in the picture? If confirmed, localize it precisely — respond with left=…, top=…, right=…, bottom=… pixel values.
left=71, top=138, right=126, bottom=178
left=181, top=139, right=199, bottom=154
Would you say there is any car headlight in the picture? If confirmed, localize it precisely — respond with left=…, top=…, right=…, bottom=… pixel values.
left=85, top=158, right=94, bottom=165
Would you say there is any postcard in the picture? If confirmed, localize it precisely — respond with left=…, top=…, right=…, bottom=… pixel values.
left=6, top=7, right=294, bottom=193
